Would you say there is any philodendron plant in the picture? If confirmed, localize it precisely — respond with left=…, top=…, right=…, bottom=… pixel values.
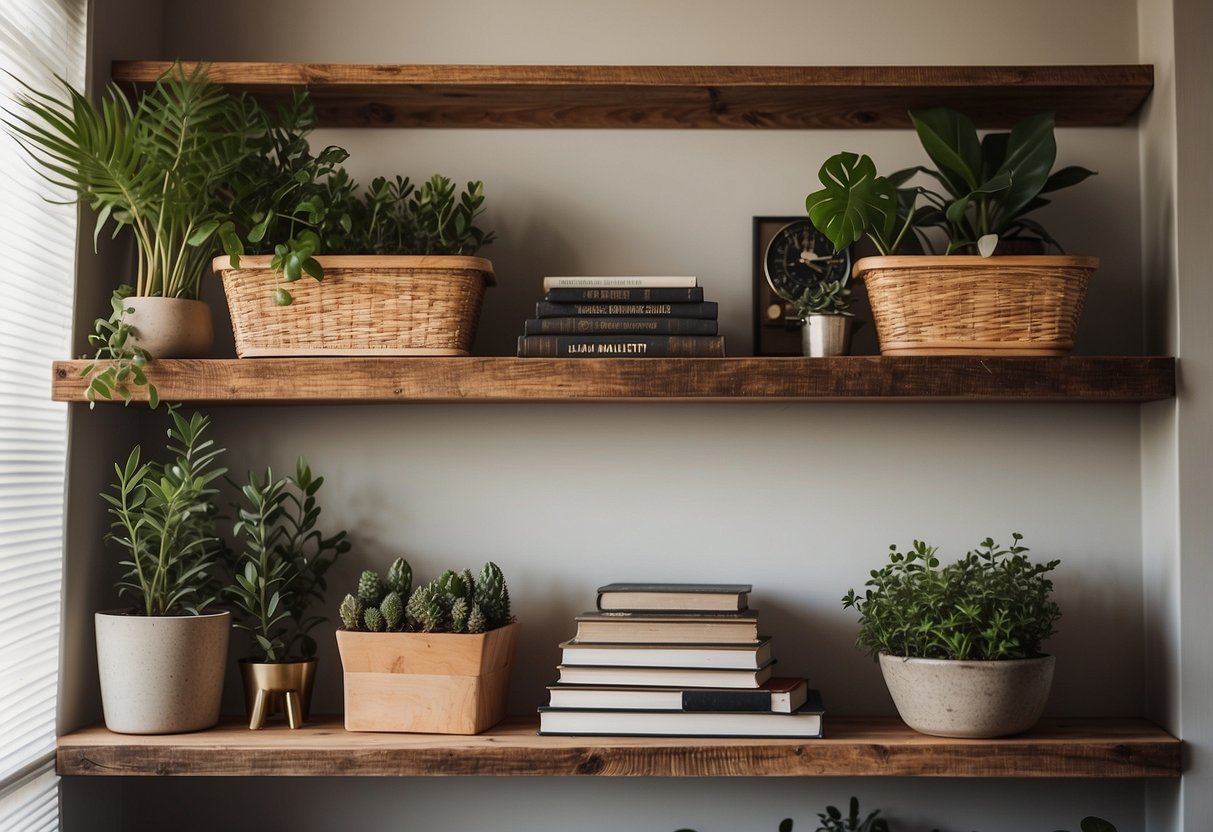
left=805, top=107, right=1095, bottom=257
left=339, top=559, right=512, bottom=634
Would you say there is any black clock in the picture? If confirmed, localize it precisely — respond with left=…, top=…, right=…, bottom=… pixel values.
left=763, top=219, right=851, bottom=304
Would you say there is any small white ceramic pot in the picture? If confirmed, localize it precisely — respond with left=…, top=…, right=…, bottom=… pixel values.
left=123, top=296, right=213, bottom=358
left=95, top=610, right=230, bottom=734
left=878, top=653, right=1055, bottom=738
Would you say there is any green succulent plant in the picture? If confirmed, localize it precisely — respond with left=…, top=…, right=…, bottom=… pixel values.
left=795, top=279, right=852, bottom=317
left=842, top=533, right=1061, bottom=661
left=339, top=558, right=512, bottom=635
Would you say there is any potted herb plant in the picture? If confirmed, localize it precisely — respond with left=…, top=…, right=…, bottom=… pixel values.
left=225, top=458, right=349, bottom=729
left=6, top=64, right=258, bottom=402
left=335, top=559, right=518, bottom=733
left=805, top=107, right=1097, bottom=355
left=213, top=93, right=496, bottom=356
left=795, top=278, right=854, bottom=357
left=842, top=533, right=1061, bottom=738
left=95, top=409, right=229, bottom=734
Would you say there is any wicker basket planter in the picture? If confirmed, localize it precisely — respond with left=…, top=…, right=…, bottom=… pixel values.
left=854, top=255, right=1098, bottom=356
left=213, top=254, right=495, bottom=356
left=335, top=622, right=518, bottom=734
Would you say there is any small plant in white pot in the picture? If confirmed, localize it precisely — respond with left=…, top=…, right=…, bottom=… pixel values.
left=335, top=559, right=518, bottom=733
left=842, top=533, right=1061, bottom=738
left=96, top=409, right=229, bottom=734
left=225, top=459, right=349, bottom=729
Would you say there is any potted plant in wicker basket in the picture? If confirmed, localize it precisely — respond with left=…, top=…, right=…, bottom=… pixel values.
left=335, top=559, right=518, bottom=734
left=213, top=95, right=496, bottom=357
left=225, top=459, right=349, bottom=729
left=805, top=107, right=1097, bottom=355
left=842, top=533, right=1061, bottom=738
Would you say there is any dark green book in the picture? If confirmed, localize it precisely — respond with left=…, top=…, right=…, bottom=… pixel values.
left=517, top=335, right=725, bottom=358
left=535, top=301, right=718, bottom=319
left=523, top=317, right=718, bottom=336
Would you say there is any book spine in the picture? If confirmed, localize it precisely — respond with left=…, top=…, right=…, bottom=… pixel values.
left=545, top=287, right=705, bottom=302
left=518, top=335, right=726, bottom=358
left=542, top=276, right=698, bottom=289
left=681, top=689, right=773, bottom=712
left=524, top=317, right=718, bottom=336
left=536, top=301, right=718, bottom=319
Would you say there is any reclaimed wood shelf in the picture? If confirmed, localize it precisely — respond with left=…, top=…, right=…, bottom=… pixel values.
left=110, top=62, right=1153, bottom=129
left=56, top=715, right=1179, bottom=778
left=51, top=356, right=1175, bottom=405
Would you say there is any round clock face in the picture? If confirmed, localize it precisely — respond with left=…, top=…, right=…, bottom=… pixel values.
left=763, top=220, right=851, bottom=304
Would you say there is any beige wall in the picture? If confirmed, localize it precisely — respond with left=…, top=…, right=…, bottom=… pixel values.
left=60, top=2, right=1188, bottom=830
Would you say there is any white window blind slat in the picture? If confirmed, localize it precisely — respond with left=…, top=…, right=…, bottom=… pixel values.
left=0, top=1, right=86, bottom=827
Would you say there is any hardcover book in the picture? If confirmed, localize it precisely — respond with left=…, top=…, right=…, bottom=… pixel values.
left=545, top=287, right=705, bottom=303
left=523, top=317, right=719, bottom=336
left=597, top=582, right=751, bottom=612
left=517, top=335, right=726, bottom=358
left=558, top=637, right=773, bottom=669
left=535, top=301, right=718, bottom=319
left=542, top=276, right=698, bottom=290
left=537, top=690, right=824, bottom=737
left=546, top=677, right=809, bottom=713
left=555, top=660, right=775, bottom=689
left=572, top=610, right=760, bottom=644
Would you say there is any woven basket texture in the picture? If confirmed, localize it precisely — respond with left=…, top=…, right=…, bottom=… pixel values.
left=216, top=256, right=492, bottom=356
left=857, top=257, right=1096, bottom=356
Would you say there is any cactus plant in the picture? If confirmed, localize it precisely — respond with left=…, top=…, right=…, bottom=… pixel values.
left=338, top=558, right=513, bottom=634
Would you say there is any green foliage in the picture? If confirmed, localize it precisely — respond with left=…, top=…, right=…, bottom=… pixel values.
left=340, top=559, right=512, bottom=634
left=225, top=458, right=350, bottom=661
left=363, top=606, right=385, bottom=632
left=795, top=279, right=852, bottom=317
left=102, top=408, right=225, bottom=616
left=80, top=287, right=160, bottom=409
left=6, top=63, right=257, bottom=300
left=804, top=108, right=1095, bottom=256
left=842, top=534, right=1061, bottom=661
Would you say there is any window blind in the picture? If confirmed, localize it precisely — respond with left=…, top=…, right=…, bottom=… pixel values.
left=0, top=0, right=87, bottom=827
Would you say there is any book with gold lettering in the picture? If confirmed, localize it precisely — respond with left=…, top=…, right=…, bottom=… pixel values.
left=523, top=317, right=718, bottom=336
left=545, top=287, right=705, bottom=303
left=517, top=335, right=725, bottom=358
left=536, top=301, right=718, bottom=319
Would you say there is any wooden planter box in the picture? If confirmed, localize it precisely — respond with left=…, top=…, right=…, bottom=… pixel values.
left=213, top=254, right=495, bottom=357
left=855, top=255, right=1098, bottom=356
left=335, top=622, right=519, bottom=734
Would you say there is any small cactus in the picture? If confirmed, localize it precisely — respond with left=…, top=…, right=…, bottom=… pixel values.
left=386, top=557, right=412, bottom=598
left=381, top=591, right=404, bottom=631
left=450, top=596, right=470, bottom=633
left=406, top=584, right=444, bottom=632
left=467, top=603, right=487, bottom=634
left=357, top=570, right=385, bottom=607
left=339, top=593, right=362, bottom=631
left=363, top=606, right=385, bottom=632
left=475, top=561, right=511, bottom=629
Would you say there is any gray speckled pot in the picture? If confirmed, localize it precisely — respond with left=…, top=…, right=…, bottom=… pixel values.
left=123, top=296, right=213, bottom=358
left=95, top=610, right=230, bottom=734
left=878, top=653, right=1055, bottom=738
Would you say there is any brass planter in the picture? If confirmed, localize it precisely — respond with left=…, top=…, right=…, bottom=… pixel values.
left=238, top=658, right=317, bottom=730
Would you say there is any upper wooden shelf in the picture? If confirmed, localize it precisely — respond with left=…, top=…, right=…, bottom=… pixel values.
left=110, top=62, right=1153, bottom=129
left=51, top=357, right=1175, bottom=405
left=56, top=715, right=1179, bottom=778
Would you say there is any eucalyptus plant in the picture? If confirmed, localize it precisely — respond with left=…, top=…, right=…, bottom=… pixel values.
left=842, top=533, right=1061, bottom=661
left=102, top=409, right=225, bottom=616
left=805, top=107, right=1095, bottom=256
left=226, top=458, right=350, bottom=662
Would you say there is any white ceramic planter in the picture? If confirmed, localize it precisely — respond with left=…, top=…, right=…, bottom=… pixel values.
left=123, top=296, right=214, bottom=358
left=95, top=610, right=230, bottom=734
left=878, top=653, right=1055, bottom=738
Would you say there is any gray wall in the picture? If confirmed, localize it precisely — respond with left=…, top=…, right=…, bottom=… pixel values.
left=58, top=1, right=1200, bottom=830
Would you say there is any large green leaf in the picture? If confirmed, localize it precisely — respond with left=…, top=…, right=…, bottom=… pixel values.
left=1042, top=164, right=1097, bottom=193
left=909, top=107, right=982, bottom=196
left=991, top=111, right=1057, bottom=231
left=805, top=152, right=898, bottom=252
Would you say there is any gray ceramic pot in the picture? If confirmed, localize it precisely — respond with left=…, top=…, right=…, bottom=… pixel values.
left=878, top=653, right=1055, bottom=738
left=123, top=296, right=213, bottom=358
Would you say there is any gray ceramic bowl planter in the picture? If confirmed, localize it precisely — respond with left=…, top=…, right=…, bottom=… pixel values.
left=878, top=653, right=1056, bottom=738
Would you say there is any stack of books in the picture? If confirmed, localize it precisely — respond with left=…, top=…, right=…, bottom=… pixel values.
left=516, top=276, right=726, bottom=357
left=538, top=583, right=823, bottom=737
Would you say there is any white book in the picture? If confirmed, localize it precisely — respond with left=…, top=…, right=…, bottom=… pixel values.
left=556, top=661, right=774, bottom=688
left=542, top=276, right=698, bottom=290
left=538, top=691, right=824, bottom=737
left=546, top=677, right=809, bottom=713
left=558, top=638, right=773, bottom=669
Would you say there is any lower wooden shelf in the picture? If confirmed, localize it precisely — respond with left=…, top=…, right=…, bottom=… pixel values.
left=56, top=715, right=1180, bottom=778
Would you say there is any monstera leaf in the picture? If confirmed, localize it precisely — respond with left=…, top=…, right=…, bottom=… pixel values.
left=805, top=152, right=899, bottom=254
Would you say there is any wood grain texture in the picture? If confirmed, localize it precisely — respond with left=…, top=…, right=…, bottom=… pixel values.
left=110, top=62, right=1153, bottom=128
left=51, top=357, right=1176, bottom=404
left=56, top=716, right=1180, bottom=778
